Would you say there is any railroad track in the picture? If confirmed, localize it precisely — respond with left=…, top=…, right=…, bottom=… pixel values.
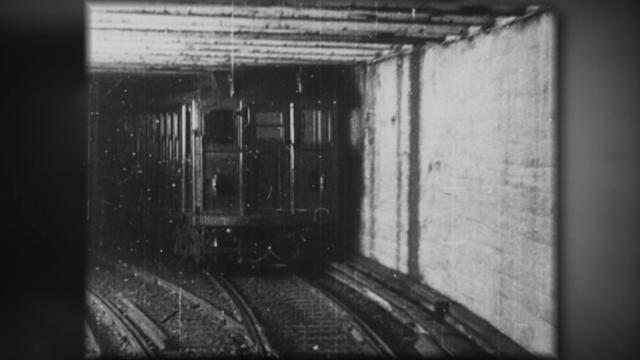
left=203, top=269, right=278, bottom=358
left=86, top=288, right=156, bottom=358
left=84, top=321, right=101, bottom=358
left=220, top=268, right=395, bottom=357
left=101, top=259, right=270, bottom=357
left=324, top=261, right=487, bottom=357
left=87, top=256, right=493, bottom=358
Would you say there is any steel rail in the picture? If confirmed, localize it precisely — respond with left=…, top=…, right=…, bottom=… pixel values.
left=204, top=269, right=279, bottom=358
left=84, top=321, right=101, bottom=358
left=114, top=293, right=170, bottom=351
left=324, top=262, right=456, bottom=357
left=342, top=260, right=502, bottom=356
left=298, top=275, right=396, bottom=358
left=87, top=288, right=155, bottom=357
left=111, top=260, right=248, bottom=334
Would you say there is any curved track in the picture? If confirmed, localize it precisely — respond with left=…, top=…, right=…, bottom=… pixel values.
left=84, top=321, right=101, bottom=358
left=221, top=269, right=395, bottom=357
left=88, top=256, right=492, bottom=358
left=325, top=261, right=487, bottom=357
left=204, top=269, right=278, bottom=358
left=109, top=260, right=270, bottom=356
left=86, top=288, right=155, bottom=357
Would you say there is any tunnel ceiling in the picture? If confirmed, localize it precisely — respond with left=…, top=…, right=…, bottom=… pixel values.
left=87, top=0, right=534, bottom=74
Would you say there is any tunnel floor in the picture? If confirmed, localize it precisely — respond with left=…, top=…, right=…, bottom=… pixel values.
left=84, top=235, right=514, bottom=358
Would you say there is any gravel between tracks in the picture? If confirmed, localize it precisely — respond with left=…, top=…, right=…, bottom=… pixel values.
left=226, top=269, right=387, bottom=357
left=87, top=263, right=255, bottom=357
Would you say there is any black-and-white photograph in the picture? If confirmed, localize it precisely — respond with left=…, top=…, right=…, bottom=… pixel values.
left=85, top=0, right=557, bottom=358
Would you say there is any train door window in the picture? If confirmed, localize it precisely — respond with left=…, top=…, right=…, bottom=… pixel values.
left=173, top=112, right=178, bottom=161
left=159, top=113, right=165, bottom=161
left=168, top=113, right=172, bottom=160
left=167, top=113, right=172, bottom=161
left=124, top=117, right=133, bottom=152
left=136, top=115, right=143, bottom=158
left=157, top=113, right=163, bottom=161
left=149, top=115, right=155, bottom=165
left=175, top=113, right=180, bottom=161
left=254, top=111, right=284, bottom=143
left=165, top=113, right=170, bottom=161
left=170, top=112, right=175, bottom=161
left=157, top=113, right=162, bottom=161
left=153, top=114, right=159, bottom=164
left=185, top=108, right=191, bottom=158
left=204, top=109, right=237, bottom=151
left=301, top=109, right=331, bottom=146
left=159, top=113, right=164, bottom=161
left=165, top=112, right=172, bottom=161
left=161, top=113, right=166, bottom=161
left=184, top=106, right=192, bottom=210
left=174, top=112, right=180, bottom=161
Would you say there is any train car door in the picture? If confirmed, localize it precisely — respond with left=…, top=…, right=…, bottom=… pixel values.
left=294, top=102, right=338, bottom=219
left=202, top=107, right=241, bottom=214
left=244, top=103, right=291, bottom=213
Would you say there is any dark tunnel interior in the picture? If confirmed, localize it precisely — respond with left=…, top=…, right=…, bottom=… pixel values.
left=88, top=66, right=363, bottom=266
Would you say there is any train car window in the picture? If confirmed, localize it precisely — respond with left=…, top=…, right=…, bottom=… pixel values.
left=255, top=111, right=283, bottom=125
left=255, top=126, right=284, bottom=141
left=204, top=110, right=237, bottom=150
left=301, top=109, right=331, bottom=146
left=254, top=111, right=284, bottom=142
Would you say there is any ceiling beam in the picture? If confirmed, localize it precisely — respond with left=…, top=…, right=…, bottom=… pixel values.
left=87, top=1, right=529, bottom=17
left=89, top=3, right=496, bottom=26
left=90, top=51, right=372, bottom=64
left=90, top=60, right=362, bottom=73
left=88, top=35, right=395, bottom=53
left=89, top=27, right=443, bottom=45
left=89, top=39, right=388, bottom=58
left=90, top=29, right=399, bottom=50
left=88, top=12, right=467, bottom=39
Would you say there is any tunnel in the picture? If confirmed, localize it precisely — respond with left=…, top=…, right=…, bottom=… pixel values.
left=86, top=1, right=557, bottom=358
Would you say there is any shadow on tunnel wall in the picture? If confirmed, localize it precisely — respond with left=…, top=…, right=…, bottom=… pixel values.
left=335, top=68, right=363, bottom=261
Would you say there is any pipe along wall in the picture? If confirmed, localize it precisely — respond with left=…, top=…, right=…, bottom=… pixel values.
left=349, top=12, right=556, bottom=355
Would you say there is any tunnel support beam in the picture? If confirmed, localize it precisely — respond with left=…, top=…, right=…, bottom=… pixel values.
left=407, top=46, right=422, bottom=281
left=88, top=78, right=100, bottom=244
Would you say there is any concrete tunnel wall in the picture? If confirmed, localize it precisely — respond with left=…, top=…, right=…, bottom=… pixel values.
left=349, top=12, right=556, bottom=355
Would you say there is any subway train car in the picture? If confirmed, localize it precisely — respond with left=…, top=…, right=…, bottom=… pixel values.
left=95, top=68, right=350, bottom=266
